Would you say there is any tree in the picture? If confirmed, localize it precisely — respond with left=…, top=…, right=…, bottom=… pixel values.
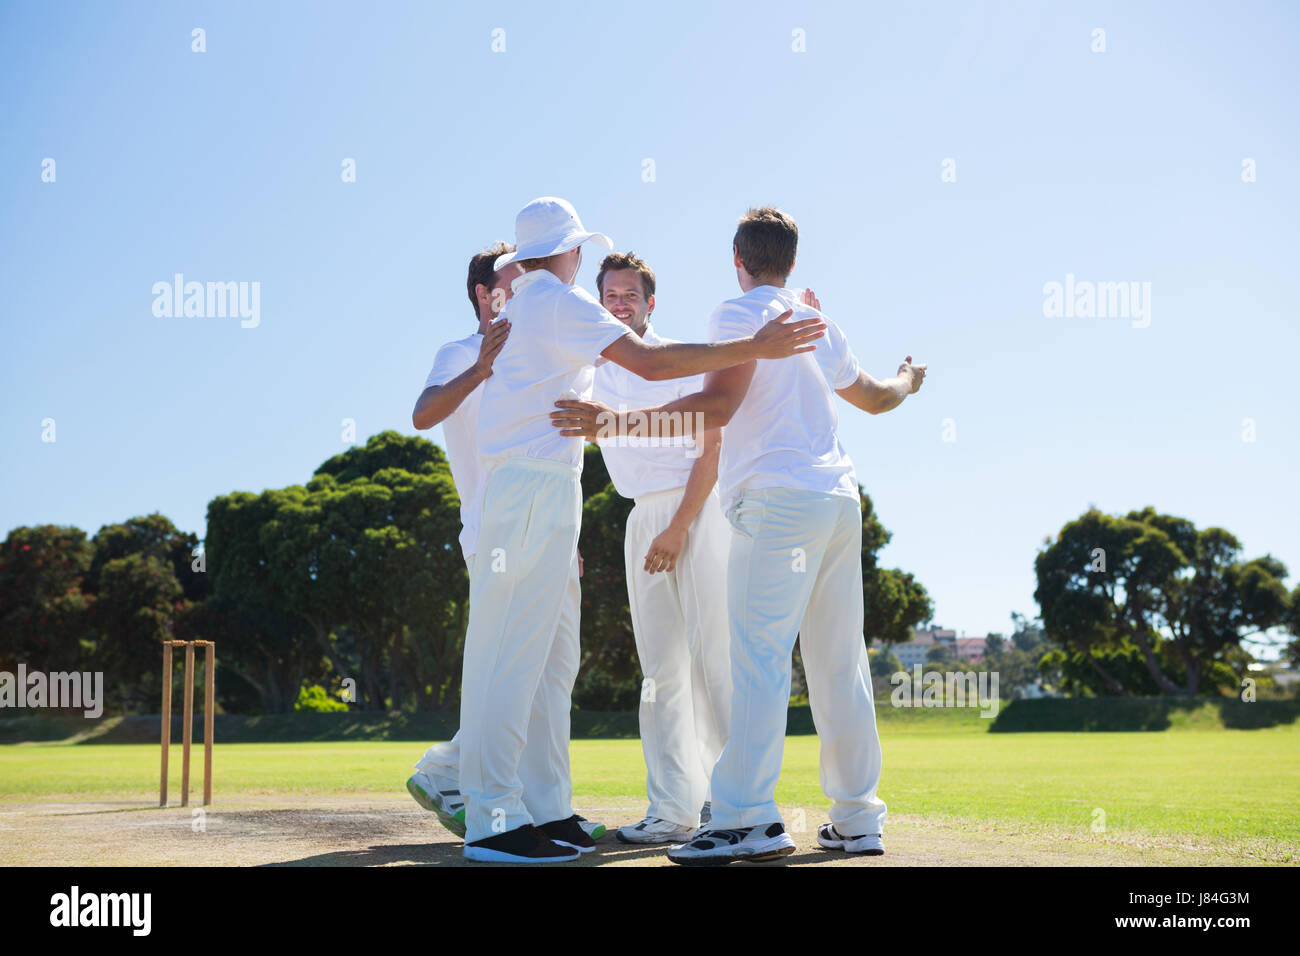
left=204, top=488, right=325, bottom=713
left=925, top=643, right=951, bottom=664
left=860, top=646, right=902, bottom=699
left=1035, top=507, right=1292, bottom=696
left=0, top=525, right=94, bottom=673
left=86, top=513, right=208, bottom=603
left=89, top=551, right=183, bottom=710
left=205, top=431, right=466, bottom=713
left=860, top=489, right=933, bottom=646
left=1289, top=583, right=1300, bottom=668
left=85, top=514, right=208, bottom=712
left=575, top=445, right=639, bottom=709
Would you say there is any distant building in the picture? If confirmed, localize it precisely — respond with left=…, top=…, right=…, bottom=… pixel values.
left=873, top=626, right=957, bottom=669
left=954, top=636, right=987, bottom=662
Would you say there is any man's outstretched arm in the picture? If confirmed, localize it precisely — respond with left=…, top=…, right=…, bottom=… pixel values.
left=795, top=288, right=927, bottom=415
left=411, top=318, right=510, bottom=429
left=836, top=355, right=927, bottom=414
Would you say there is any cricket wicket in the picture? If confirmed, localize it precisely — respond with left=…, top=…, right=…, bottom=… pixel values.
left=160, top=639, right=215, bottom=807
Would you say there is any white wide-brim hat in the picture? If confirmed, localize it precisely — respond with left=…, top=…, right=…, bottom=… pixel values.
left=495, top=196, right=613, bottom=269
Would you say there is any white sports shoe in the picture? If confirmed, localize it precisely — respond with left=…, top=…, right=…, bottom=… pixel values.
left=406, top=770, right=466, bottom=838
left=816, top=823, right=884, bottom=855
left=576, top=816, right=607, bottom=841
left=616, top=816, right=696, bottom=845
left=666, top=823, right=796, bottom=866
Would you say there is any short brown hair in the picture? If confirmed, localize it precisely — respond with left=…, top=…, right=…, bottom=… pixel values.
left=733, top=207, right=798, bottom=281
left=466, top=241, right=515, bottom=320
left=518, top=253, right=564, bottom=273
left=596, top=252, right=656, bottom=299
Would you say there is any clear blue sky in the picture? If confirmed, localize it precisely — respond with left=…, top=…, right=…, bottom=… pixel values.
left=2, top=1, right=1297, bottom=643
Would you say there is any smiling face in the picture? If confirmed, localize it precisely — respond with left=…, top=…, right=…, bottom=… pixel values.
left=599, top=267, right=655, bottom=336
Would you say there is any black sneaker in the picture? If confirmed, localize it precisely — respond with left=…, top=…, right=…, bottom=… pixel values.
left=538, top=814, right=598, bottom=853
left=463, top=824, right=581, bottom=863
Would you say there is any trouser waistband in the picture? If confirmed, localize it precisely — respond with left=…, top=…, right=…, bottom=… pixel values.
left=490, top=456, right=581, bottom=477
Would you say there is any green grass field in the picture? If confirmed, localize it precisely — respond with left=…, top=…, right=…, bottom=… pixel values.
left=4, top=716, right=1297, bottom=855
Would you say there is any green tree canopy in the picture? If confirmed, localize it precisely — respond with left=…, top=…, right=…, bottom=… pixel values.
left=1034, top=507, right=1292, bottom=696
left=860, top=489, right=933, bottom=646
left=0, top=524, right=94, bottom=672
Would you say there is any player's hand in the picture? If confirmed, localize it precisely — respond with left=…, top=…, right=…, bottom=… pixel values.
left=550, top=398, right=613, bottom=439
left=577, top=550, right=584, bottom=578
left=800, top=288, right=822, bottom=312
left=474, top=317, right=511, bottom=378
left=750, top=309, right=824, bottom=359
left=644, top=525, right=687, bottom=575
left=898, top=355, right=927, bottom=393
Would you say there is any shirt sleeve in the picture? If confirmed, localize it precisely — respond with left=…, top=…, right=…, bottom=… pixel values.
left=423, top=341, right=474, bottom=390
left=814, top=314, right=861, bottom=389
left=557, top=287, right=632, bottom=366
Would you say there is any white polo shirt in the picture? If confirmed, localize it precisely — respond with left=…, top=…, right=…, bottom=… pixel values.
left=593, top=324, right=705, bottom=500
left=477, top=269, right=632, bottom=469
left=707, top=285, right=862, bottom=509
left=422, top=333, right=486, bottom=560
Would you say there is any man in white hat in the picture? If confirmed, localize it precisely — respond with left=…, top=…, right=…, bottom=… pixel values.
left=589, top=251, right=731, bottom=846
left=550, top=206, right=927, bottom=866
left=458, top=196, right=826, bottom=863
left=404, top=241, right=604, bottom=846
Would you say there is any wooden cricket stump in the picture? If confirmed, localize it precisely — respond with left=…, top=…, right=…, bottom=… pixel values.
left=160, top=640, right=215, bottom=807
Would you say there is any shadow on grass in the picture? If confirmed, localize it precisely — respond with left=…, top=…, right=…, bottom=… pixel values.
left=52, top=803, right=169, bottom=816
left=264, top=839, right=672, bottom=868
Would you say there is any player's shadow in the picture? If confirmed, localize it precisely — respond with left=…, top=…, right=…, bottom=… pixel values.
left=50, top=803, right=169, bottom=816
left=776, top=848, right=868, bottom=866
left=265, top=840, right=678, bottom=867
left=263, top=843, right=458, bottom=866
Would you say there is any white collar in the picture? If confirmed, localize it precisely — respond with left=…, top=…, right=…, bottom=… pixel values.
left=511, top=268, right=564, bottom=294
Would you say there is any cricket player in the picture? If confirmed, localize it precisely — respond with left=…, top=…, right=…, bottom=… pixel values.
left=551, top=206, right=926, bottom=866
left=459, top=196, right=825, bottom=863
left=406, top=241, right=604, bottom=848
left=591, top=252, right=730, bottom=845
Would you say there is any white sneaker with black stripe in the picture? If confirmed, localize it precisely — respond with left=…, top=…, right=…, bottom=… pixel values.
left=617, top=816, right=696, bottom=845
left=666, top=822, right=796, bottom=866
left=406, top=771, right=466, bottom=838
left=816, top=823, right=884, bottom=855
left=576, top=816, right=607, bottom=841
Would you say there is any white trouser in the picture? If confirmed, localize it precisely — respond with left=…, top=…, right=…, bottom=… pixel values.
left=459, top=457, right=583, bottom=844
left=710, top=487, right=887, bottom=836
left=414, top=554, right=580, bottom=825
left=624, top=487, right=732, bottom=827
